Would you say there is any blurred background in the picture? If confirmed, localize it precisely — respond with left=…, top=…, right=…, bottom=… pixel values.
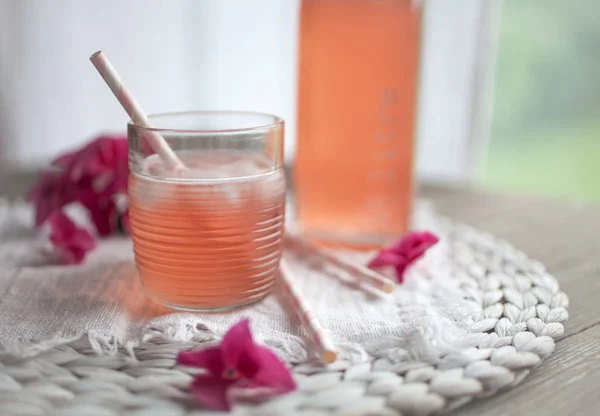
left=485, top=0, right=600, bottom=202
left=1, top=0, right=599, bottom=202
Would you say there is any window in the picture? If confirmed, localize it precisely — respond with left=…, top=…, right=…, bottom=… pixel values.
left=482, top=0, right=600, bottom=202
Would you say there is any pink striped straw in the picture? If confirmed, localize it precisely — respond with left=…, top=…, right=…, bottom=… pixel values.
left=89, top=51, right=184, bottom=170
left=279, top=258, right=337, bottom=364
left=285, top=234, right=395, bottom=294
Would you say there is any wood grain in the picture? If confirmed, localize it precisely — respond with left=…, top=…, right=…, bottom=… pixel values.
left=422, top=184, right=600, bottom=416
left=450, top=324, right=600, bottom=416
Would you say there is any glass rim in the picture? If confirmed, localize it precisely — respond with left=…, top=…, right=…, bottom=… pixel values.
left=128, top=110, right=284, bottom=134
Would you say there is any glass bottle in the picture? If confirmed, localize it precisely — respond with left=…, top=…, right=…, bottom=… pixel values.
left=295, top=0, right=422, bottom=249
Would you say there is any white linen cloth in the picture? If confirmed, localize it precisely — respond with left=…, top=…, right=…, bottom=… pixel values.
left=0, top=198, right=476, bottom=365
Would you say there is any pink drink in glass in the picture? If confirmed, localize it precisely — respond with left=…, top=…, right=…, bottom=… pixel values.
left=128, top=112, right=285, bottom=311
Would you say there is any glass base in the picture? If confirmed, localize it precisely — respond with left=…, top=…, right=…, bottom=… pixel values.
left=142, top=285, right=274, bottom=313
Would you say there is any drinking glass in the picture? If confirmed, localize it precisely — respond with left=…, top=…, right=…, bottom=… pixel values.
left=127, top=111, right=285, bottom=311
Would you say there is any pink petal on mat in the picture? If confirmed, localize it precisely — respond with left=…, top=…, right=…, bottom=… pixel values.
left=221, top=319, right=262, bottom=378
left=189, top=376, right=234, bottom=411
left=176, top=318, right=296, bottom=411
left=249, top=346, right=297, bottom=393
left=368, top=231, right=439, bottom=283
left=367, top=251, right=404, bottom=268
left=389, top=231, right=439, bottom=262
left=48, top=210, right=96, bottom=265
left=177, top=346, right=224, bottom=377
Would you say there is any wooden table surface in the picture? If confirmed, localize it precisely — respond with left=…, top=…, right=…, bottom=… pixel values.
left=424, top=185, right=600, bottom=416
left=2, top=173, right=599, bottom=415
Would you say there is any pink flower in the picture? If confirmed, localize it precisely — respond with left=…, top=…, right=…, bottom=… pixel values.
left=28, top=135, right=129, bottom=236
left=177, top=319, right=296, bottom=411
left=51, top=135, right=129, bottom=196
left=48, top=211, right=96, bottom=265
left=27, top=170, right=69, bottom=227
left=368, top=231, right=439, bottom=283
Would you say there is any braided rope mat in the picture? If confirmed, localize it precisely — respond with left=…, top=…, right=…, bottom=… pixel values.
left=0, top=219, right=569, bottom=416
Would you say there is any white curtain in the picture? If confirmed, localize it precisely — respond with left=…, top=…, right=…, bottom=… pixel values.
left=0, top=0, right=300, bottom=168
left=0, top=0, right=493, bottom=183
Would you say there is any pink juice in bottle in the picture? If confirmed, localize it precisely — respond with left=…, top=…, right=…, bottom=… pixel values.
left=295, top=0, right=422, bottom=249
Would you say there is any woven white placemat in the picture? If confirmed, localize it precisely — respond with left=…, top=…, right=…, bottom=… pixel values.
left=0, top=199, right=569, bottom=415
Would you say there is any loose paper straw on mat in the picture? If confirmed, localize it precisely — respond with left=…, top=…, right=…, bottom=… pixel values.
left=284, top=234, right=395, bottom=294
left=89, top=51, right=184, bottom=170
left=279, top=258, right=337, bottom=364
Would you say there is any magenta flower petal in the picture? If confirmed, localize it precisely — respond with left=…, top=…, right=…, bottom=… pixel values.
left=367, top=251, right=404, bottom=269
left=394, top=263, right=409, bottom=280
left=368, top=231, right=439, bottom=283
left=177, top=318, right=296, bottom=411
left=28, top=170, right=72, bottom=227
left=189, top=375, right=234, bottom=411
left=48, top=211, right=76, bottom=244
left=30, top=135, right=129, bottom=238
left=48, top=211, right=96, bottom=265
left=250, top=346, right=296, bottom=393
left=177, top=346, right=224, bottom=377
left=220, top=319, right=261, bottom=379
left=51, top=151, right=76, bottom=169
left=81, top=198, right=118, bottom=237
left=391, top=231, right=439, bottom=263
